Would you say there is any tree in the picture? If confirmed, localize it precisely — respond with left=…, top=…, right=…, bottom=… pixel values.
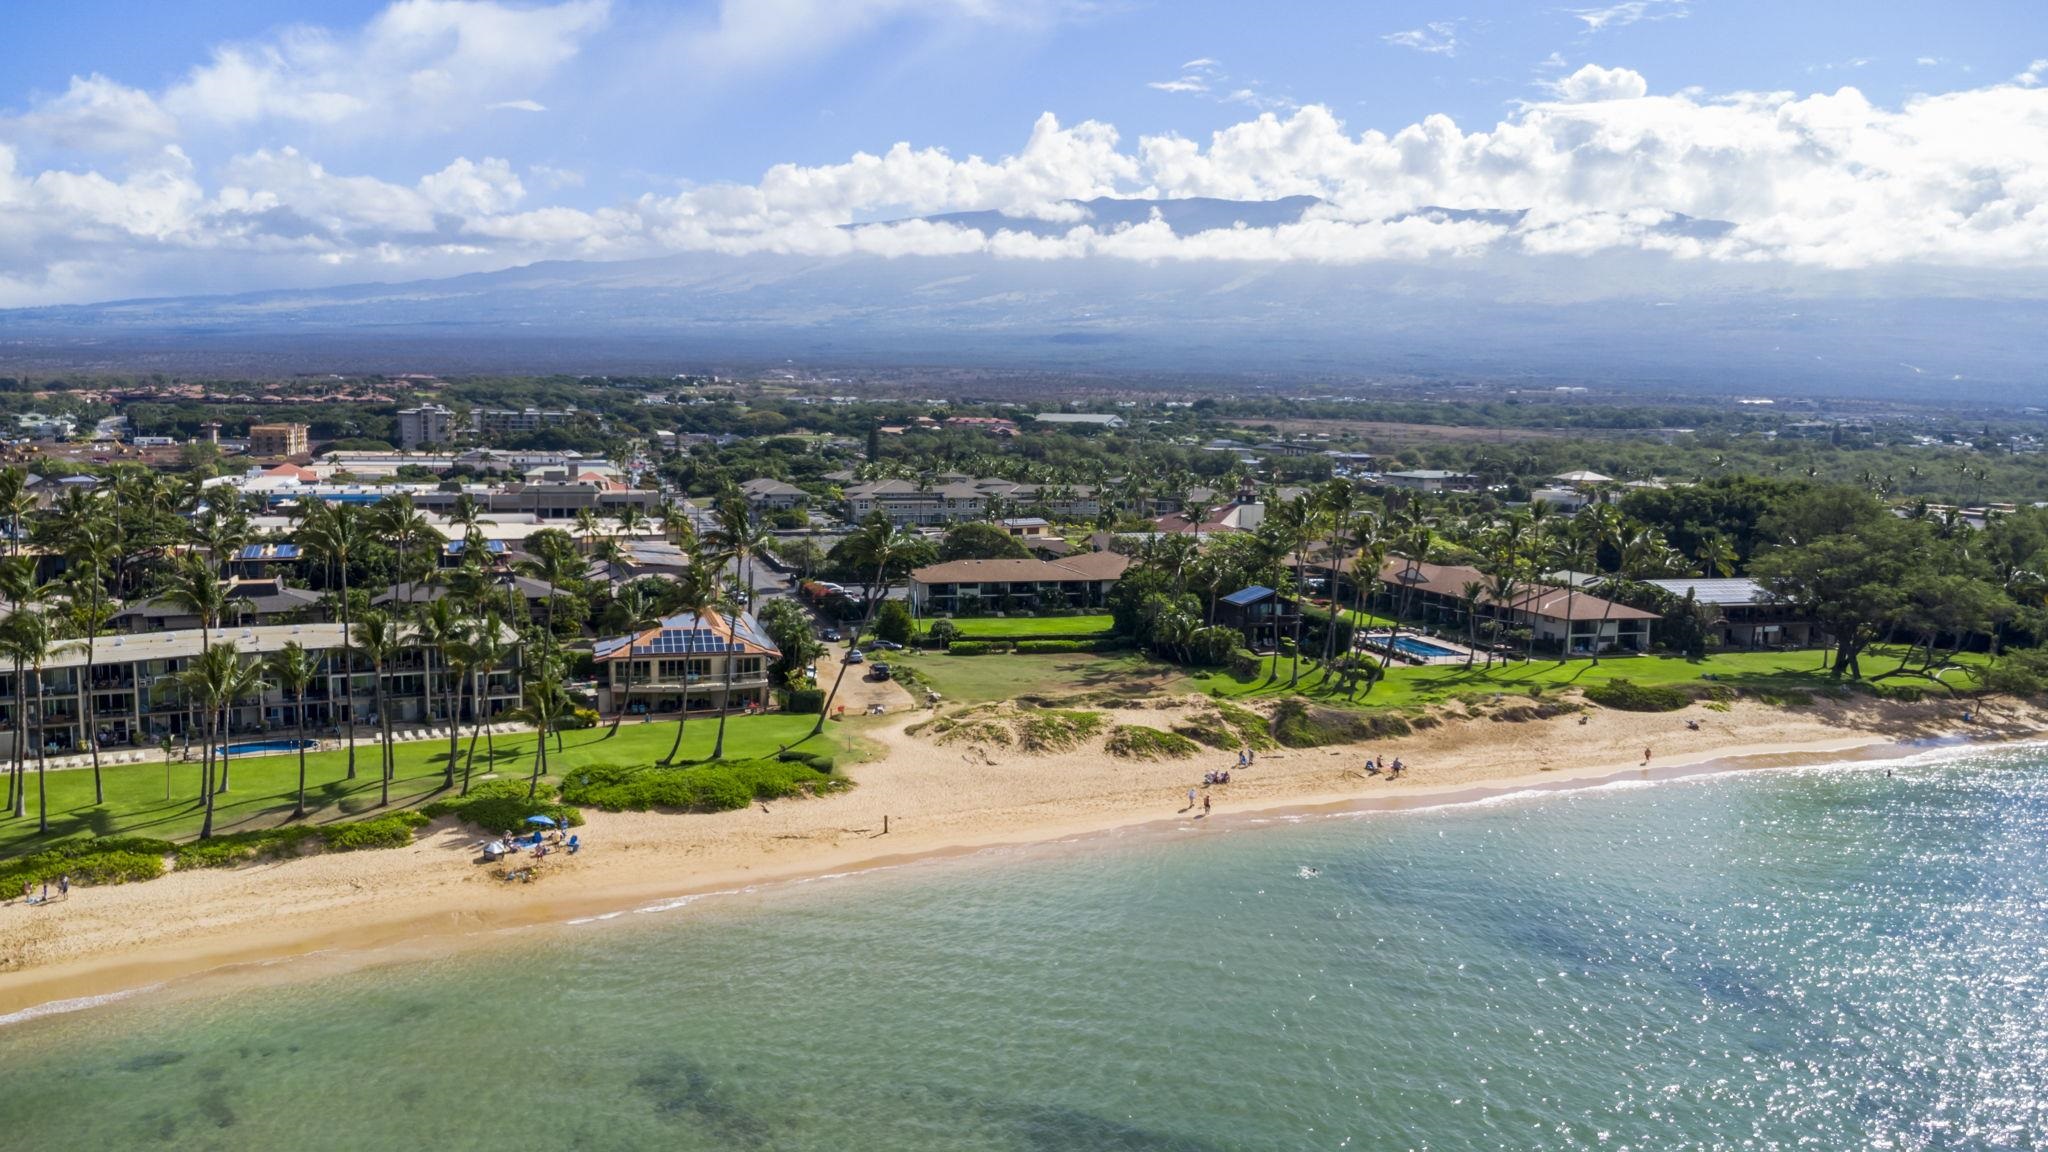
left=62, top=560, right=119, bottom=805
left=353, top=609, right=401, bottom=807
left=0, top=610, right=63, bottom=832
left=517, top=662, right=570, bottom=800
left=1751, top=516, right=1926, bottom=678
left=176, top=643, right=268, bottom=840
left=937, top=521, right=1032, bottom=562
left=659, top=562, right=718, bottom=765
left=414, top=598, right=465, bottom=787
left=460, top=613, right=510, bottom=791
left=517, top=528, right=582, bottom=649
left=373, top=493, right=434, bottom=601
left=0, top=558, right=44, bottom=816
left=873, top=599, right=915, bottom=645
left=757, top=598, right=825, bottom=688
left=298, top=501, right=366, bottom=779
left=813, top=516, right=919, bottom=737
left=602, top=582, right=659, bottom=735
left=268, top=642, right=322, bottom=819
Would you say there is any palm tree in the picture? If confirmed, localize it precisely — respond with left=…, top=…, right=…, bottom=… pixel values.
left=658, top=562, right=718, bottom=764
left=1695, top=531, right=1738, bottom=578
left=461, top=613, right=510, bottom=791
left=63, top=569, right=119, bottom=804
left=353, top=609, right=401, bottom=808
left=412, top=597, right=465, bottom=788
left=0, top=557, right=44, bottom=816
left=1315, top=480, right=1356, bottom=668
left=1484, top=566, right=1522, bottom=670
left=373, top=493, right=434, bottom=602
left=0, top=467, right=30, bottom=555
left=603, top=582, right=658, bottom=736
left=516, top=662, right=570, bottom=801
left=298, top=501, right=366, bottom=778
left=1460, top=579, right=1487, bottom=667
left=177, top=643, right=268, bottom=840
left=812, top=516, right=918, bottom=738
left=516, top=529, right=582, bottom=652
left=268, top=642, right=322, bottom=819
left=710, top=495, right=773, bottom=611
left=0, top=610, right=63, bottom=832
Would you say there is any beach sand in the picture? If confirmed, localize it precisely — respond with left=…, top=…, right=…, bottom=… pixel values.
left=0, top=688, right=2036, bottom=1017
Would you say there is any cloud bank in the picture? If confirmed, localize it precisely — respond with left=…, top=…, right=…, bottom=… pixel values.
left=3, top=0, right=2048, bottom=305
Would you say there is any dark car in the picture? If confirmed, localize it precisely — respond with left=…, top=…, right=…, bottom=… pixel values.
left=868, top=640, right=903, bottom=651
left=821, top=628, right=842, bottom=642
left=867, top=662, right=892, bottom=680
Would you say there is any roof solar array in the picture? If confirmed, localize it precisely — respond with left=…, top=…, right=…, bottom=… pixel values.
left=640, top=628, right=737, bottom=655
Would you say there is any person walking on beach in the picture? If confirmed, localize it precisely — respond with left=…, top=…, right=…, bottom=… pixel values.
left=1642, top=746, right=1652, bottom=765
left=58, top=874, right=69, bottom=900
left=1202, top=794, right=1212, bottom=816
left=1186, top=787, right=1197, bottom=811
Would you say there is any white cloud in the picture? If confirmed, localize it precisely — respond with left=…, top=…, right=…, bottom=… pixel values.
left=1567, top=1, right=1688, bottom=32
left=162, top=0, right=609, bottom=133
left=1551, top=63, right=1650, bottom=102
left=13, top=63, right=2048, bottom=301
left=2018, top=59, right=2048, bottom=87
left=1181, top=57, right=1218, bottom=70
left=487, top=99, right=548, bottom=112
left=1383, top=22, right=1460, bottom=56
left=3, top=75, right=179, bottom=154
left=1148, top=77, right=1208, bottom=94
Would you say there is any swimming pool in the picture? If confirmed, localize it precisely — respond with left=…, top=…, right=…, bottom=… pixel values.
left=216, top=738, right=317, bottom=757
left=1370, top=633, right=1462, bottom=660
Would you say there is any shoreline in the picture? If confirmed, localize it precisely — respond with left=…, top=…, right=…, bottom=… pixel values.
left=0, top=696, right=2037, bottom=1022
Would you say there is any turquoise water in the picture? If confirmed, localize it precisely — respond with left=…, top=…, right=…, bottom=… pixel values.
left=4, top=745, right=2047, bottom=1149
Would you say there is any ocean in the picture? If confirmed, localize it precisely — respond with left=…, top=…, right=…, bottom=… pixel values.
left=2, top=745, right=2045, bottom=1150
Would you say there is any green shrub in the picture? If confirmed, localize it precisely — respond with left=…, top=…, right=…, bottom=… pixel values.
left=560, top=758, right=845, bottom=813
left=874, top=599, right=915, bottom=644
left=946, top=641, right=1010, bottom=656
left=321, top=811, right=431, bottom=852
left=0, top=837, right=175, bottom=890
left=558, top=706, right=600, bottom=731
left=784, top=688, right=826, bottom=714
left=174, top=827, right=319, bottom=869
left=775, top=749, right=837, bottom=773
left=1171, top=712, right=1237, bottom=749
left=421, top=779, right=583, bottom=834
left=1013, top=638, right=1131, bottom=654
left=1227, top=649, right=1262, bottom=681
left=1269, top=697, right=1411, bottom=747
left=925, top=619, right=961, bottom=649
left=1104, top=725, right=1201, bottom=760
left=1584, top=679, right=1691, bottom=712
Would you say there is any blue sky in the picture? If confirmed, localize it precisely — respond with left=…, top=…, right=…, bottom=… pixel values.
left=1, top=1, right=2045, bottom=303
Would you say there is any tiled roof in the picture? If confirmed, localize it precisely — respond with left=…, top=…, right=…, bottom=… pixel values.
left=910, top=551, right=1131, bottom=584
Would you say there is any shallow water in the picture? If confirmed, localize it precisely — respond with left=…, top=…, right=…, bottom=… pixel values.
left=3, top=746, right=2046, bottom=1150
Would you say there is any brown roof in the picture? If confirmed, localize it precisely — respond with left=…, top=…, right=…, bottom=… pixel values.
left=1377, top=559, right=1657, bottom=622
left=911, top=552, right=1131, bottom=584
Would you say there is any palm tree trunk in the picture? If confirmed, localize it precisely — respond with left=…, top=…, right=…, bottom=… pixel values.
left=443, top=670, right=460, bottom=790
left=84, top=627, right=102, bottom=805
left=373, top=672, right=390, bottom=807
left=199, top=703, right=218, bottom=839
left=7, top=655, right=21, bottom=816
left=527, top=719, right=548, bottom=800
left=340, top=570, right=356, bottom=780
left=293, top=691, right=308, bottom=819
left=32, top=664, right=48, bottom=834
left=812, top=556, right=891, bottom=738
left=711, top=659, right=734, bottom=759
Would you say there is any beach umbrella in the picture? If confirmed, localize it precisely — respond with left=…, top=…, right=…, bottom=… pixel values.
left=524, top=815, right=558, bottom=827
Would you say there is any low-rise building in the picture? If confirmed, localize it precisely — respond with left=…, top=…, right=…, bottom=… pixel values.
left=1642, top=577, right=1815, bottom=648
left=1370, top=558, right=1656, bottom=655
left=739, top=478, right=807, bottom=512
left=1379, top=470, right=1479, bottom=494
left=908, top=551, right=1130, bottom=615
left=0, top=620, right=522, bottom=754
left=592, top=610, right=780, bottom=717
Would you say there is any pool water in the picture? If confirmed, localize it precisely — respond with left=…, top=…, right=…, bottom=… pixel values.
left=215, top=739, right=317, bottom=757
left=1373, top=633, right=1460, bottom=659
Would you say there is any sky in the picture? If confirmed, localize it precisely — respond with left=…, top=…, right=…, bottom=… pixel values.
left=2, top=0, right=2046, bottom=305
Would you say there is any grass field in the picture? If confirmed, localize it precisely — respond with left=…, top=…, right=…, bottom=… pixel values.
left=894, top=642, right=1986, bottom=713
left=0, top=713, right=855, bottom=860
left=915, top=614, right=1116, bottom=638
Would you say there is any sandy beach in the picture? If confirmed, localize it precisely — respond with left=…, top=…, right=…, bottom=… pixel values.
left=1, top=688, right=2037, bottom=1018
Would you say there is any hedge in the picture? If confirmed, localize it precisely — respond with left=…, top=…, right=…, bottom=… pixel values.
left=1583, top=678, right=1691, bottom=712
left=775, top=749, right=837, bottom=773
left=784, top=688, right=826, bottom=714
left=1013, top=638, right=1132, bottom=654
left=320, top=810, right=432, bottom=852
left=945, top=641, right=1011, bottom=656
left=421, top=778, right=584, bottom=834
left=560, top=758, right=845, bottom=813
left=0, top=837, right=174, bottom=890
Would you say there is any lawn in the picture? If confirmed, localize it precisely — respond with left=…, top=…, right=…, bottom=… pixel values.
left=915, top=614, right=1116, bottom=638
left=0, top=712, right=856, bottom=861
left=1198, top=646, right=1988, bottom=709
left=890, top=648, right=1190, bottom=703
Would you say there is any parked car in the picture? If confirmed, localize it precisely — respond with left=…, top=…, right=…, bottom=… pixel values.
left=821, top=628, right=841, bottom=642
left=868, top=640, right=902, bottom=651
left=867, top=662, right=892, bottom=681
left=845, top=648, right=864, bottom=664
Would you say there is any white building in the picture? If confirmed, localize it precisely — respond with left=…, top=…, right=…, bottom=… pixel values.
left=396, top=404, right=455, bottom=450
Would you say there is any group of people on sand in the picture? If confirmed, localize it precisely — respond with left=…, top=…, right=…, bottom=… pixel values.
left=18, top=875, right=69, bottom=906
left=1364, top=756, right=1405, bottom=779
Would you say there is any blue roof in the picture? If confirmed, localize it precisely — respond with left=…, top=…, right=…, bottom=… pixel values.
left=1221, top=585, right=1277, bottom=607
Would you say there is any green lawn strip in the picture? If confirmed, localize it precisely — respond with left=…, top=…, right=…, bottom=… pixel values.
left=0, top=713, right=847, bottom=861
left=915, top=614, right=1116, bottom=639
left=891, top=649, right=1192, bottom=703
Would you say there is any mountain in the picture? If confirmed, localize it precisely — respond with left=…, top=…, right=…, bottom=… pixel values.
left=0, top=197, right=2039, bottom=401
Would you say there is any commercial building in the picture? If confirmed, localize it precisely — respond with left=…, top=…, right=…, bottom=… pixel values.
left=842, top=477, right=1101, bottom=526
left=592, top=610, right=780, bottom=717
left=247, top=423, right=311, bottom=457
left=1378, top=470, right=1479, bottom=494
left=396, top=404, right=455, bottom=450
left=470, top=407, right=587, bottom=439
